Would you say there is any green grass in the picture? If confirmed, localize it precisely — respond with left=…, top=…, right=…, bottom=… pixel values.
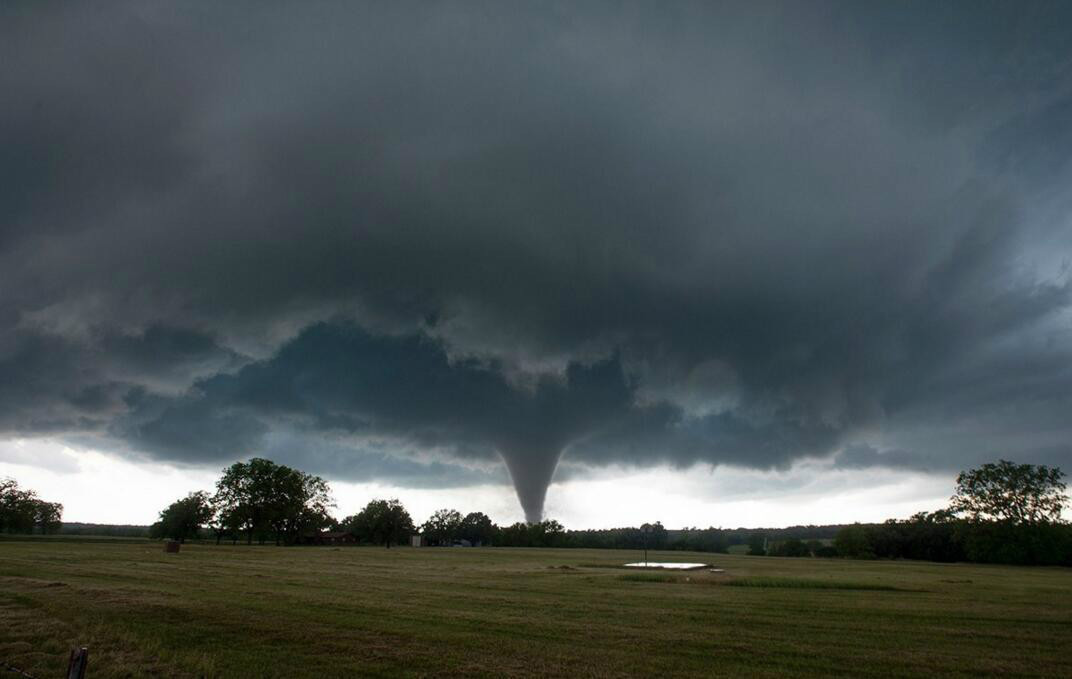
left=721, top=576, right=907, bottom=591
left=618, top=572, right=681, bottom=583
left=1, top=541, right=1070, bottom=678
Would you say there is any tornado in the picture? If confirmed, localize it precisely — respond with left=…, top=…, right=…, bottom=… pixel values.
left=498, top=442, right=565, bottom=524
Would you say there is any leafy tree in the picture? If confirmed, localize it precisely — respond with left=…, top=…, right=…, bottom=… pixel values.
left=421, top=508, right=463, bottom=545
left=495, top=521, right=531, bottom=547
left=949, top=460, right=1067, bottom=525
left=207, top=497, right=233, bottom=545
left=344, top=499, right=414, bottom=547
left=459, top=511, right=496, bottom=546
left=212, top=458, right=335, bottom=545
left=150, top=491, right=213, bottom=543
left=644, top=521, right=669, bottom=550
left=214, top=460, right=259, bottom=543
left=834, top=524, right=875, bottom=559
left=747, top=533, right=766, bottom=556
left=662, top=526, right=727, bottom=553
left=528, top=519, right=566, bottom=547
left=491, top=519, right=565, bottom=547
left=0, top=478, right=63, bottom=534
left=263, top=464, right=334, bottom=545
left=34, top=500, right=63, bottom=534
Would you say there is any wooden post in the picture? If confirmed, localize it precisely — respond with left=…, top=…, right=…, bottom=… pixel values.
left=641, top=523, right=654, bottom=566
left=67, top=647, right=88, bottom=679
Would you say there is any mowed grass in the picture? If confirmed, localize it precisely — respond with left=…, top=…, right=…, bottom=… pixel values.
left=1, top=541, right=1070, bottom=678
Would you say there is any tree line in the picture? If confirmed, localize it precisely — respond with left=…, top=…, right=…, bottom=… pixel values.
left=831, top=460, right=1071, bottom=566
left=9, top=457, right=1068, bottom=567
left=404, top=459, right=1070, bottom=565
left=151, top=460, right=424, bottom=547
left=0, top=477, right=62, bottom=534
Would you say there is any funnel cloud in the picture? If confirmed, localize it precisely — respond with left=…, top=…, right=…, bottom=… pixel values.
left=2, top=2, right=1072, bottom=521
left=500, top=445, right=564, bottom=524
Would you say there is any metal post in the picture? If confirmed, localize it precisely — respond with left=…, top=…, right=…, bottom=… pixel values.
left=67, top=647, right=88, bottom=679
left=641, top=523, right=653, bottom=566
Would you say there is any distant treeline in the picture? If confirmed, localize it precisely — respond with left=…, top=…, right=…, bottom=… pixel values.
left=834, top=513, right=1072, bottom=566
left=59, top=522, right=151, bottom=538
left=413, top=507, right=848, bottom=551
left=416, top=459, right=1072, bottom=568
left=41, top=517, right=1072, bottom=566
left=8, top=459, right=1069, bottom=568
left=488, top=523, right=847, bottom=552
left=827, top=460, right=1071, bottom=567
left=45, top=516, right=850, bottom=552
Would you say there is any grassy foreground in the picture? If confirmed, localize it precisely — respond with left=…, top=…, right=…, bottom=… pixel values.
left=1, top=541, right=1070, bottom=678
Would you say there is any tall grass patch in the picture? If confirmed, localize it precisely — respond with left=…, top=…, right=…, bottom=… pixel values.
left=723, top=576, right=907, bottom=591
left=619, top=572, right=680, bottom=583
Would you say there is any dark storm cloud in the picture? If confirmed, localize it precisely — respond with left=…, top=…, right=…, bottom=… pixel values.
left=833, top=444, right=930, bottom=472
left=0, top=325, right=237, bottom=433
left=2, top=2, right=1071, bottom=518
left=113, top=321, right=634, bottom=520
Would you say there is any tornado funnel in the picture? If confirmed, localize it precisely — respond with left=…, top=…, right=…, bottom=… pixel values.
left=499, top=443, right=564, bottom=523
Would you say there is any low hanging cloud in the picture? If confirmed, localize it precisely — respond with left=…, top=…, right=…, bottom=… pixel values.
left=1, top=2, right=1071, bottom=520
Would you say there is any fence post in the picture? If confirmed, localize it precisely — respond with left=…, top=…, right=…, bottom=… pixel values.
left=67, top=647, right=88, bottom=679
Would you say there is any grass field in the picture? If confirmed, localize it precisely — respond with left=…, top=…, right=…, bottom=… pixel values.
left=1, top=540, right=1070, bottom=677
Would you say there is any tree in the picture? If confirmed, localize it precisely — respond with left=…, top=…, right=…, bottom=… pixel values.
left=344, top=499, right=414, bottom=547
left=768, top=538, right=809, bottom=557
left=151, top=491, right=214, bottom=543
left=263, top=464, right=334, bottom=545
left=528, top=519, right=566, bottom=547
left=459, top=511, right=496, bottom=546
left=835, top=524, right=874, bottom=559
left=207, top=497, right=233, bottom=545
left=949, top=460, right=1067, bottom=525
left=1, top=478, right=63, bottom=535
left=495, top=521, right=531, bottom=547
left=668, top=527, right=728, bottom=553
left=747, top=533, right=766, bottom=556
left=214, top=460, right=260, bottom=543
left=420, top=508, right=463, bottom=546
left=212, top=458, right=335, bottom=545
left=34, top=500, right=63, bottom=534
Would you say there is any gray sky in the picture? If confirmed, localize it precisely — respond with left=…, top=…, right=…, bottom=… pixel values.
left=2, top=2, right=1070, bottom=525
